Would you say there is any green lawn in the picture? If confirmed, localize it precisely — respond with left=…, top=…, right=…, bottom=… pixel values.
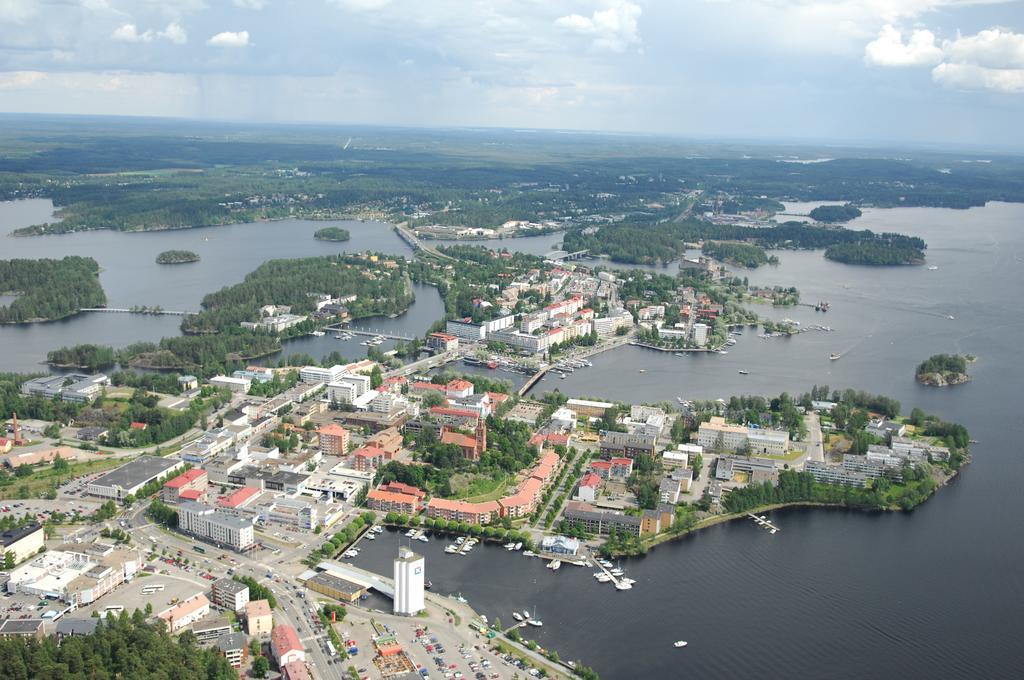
left=0, top=456, right=125, bottom=500
left=449, top=473, right=512, bottom=503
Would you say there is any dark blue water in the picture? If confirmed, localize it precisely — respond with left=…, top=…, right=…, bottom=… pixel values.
left=350, top=202, right=1024, bottom=680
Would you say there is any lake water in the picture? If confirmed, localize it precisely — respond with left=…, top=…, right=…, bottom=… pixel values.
left=3, top=198, right=1023, bottom=679
left=352, top=202, right=1024, bottom=680
left=0, top=200, right=438, bottom=371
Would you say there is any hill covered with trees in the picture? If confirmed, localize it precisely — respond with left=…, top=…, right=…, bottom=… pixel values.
left=916, top=353, right=972, bottom=386
left=313, top=226, right=351, bottom=241
left=809, top=204, right=862, bottom=223
left=0, top=611, right=236, bottom=680
left=0, top=257, right=106, bottom=323
left=701, top=241, right=777, bottom=268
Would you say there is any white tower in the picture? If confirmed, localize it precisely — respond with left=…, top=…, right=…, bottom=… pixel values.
left=393, top=546, right=425, bottom=616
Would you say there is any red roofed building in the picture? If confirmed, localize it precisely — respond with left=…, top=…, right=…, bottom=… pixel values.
left=271, top=625, right=305, bottom=666
left=129, top=421, right=148, bottom=431
left=429, top=406, right=479, bottom=429
left=498, top=477, right=542, bottom=518
left=610, top=457, right=634, bottom=480
left=365, top=427, right=403, bottom=457
left=179, top=488, right=204, bottom=502
left=218, top=486, right=261, bottom=510
left=410, top=381, right=446, bottom=396
left=445, top=379, right=474, bottom=399
left=317, top=423, right=350, bottom=456
left=427, top=332, right=459, bottom=352
left=281, top=660, right=311, bottom=680
left=381, top=482, right=425, bottom=500
left=161, top=469, right=208, bottom=504
left=529, top=432, right=569, bottom=453
left=353, top=446, right=387, bottom=472
left=426, top=498, right=499, bottom=525
left=380, top=375, right=408, bottom=394
left=486, top=392, right=510, bottom=408
left=440, top=421, right=487, bottom=461
left=589, top=460, right=613, bottom=479
left=576, top=472, right=602, bottom=502
left=367, top=489, right=419, bottom=515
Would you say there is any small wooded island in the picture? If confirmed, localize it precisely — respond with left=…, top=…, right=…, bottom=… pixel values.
left=155, top=250, right=200, bottom=264
left=313, top=227, right=351, bottom=242
left=916, top=353, right=973, bottom=386
left=810, top=204, right=863, bottom=223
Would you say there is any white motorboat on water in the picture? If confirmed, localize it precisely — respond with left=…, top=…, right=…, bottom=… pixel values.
left=615, top=581, right=633, bottom=591
left=550, top=560, right=561, bottom=571
left=514, top=542, right=523, bottom=551
left=528, top=619, right=544, bottom=627
left=417, top=535, right=429, bottom=543
left=522, top=609, right=531, bottom=619
left=444, top=545, right=458, bottom=554
left=512, top=612, right=524, bottom=622
left=674, top=641, right=688, bottom=648
left=504, top=543, right=516, bottom=550
left=523, top=550, right=536, bottom=557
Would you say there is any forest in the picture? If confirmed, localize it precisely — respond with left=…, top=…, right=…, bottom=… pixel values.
left=0, top=257, right=106, bottom=323
left=916, top=354, right=968, bottom=376
left=0, top=612, right=236, bottom=680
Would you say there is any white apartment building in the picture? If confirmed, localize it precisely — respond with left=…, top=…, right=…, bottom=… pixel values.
left=300, top=365, right=347, bottom=384
left=177, top=502, right=256, bottom=551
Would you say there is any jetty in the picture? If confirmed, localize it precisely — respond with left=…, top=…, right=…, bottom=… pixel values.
left=748, top=513, right=780, bottom=533
left=79, top=307, right=196, bottom=316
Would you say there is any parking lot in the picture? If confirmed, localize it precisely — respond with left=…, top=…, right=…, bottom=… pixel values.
left=0, top=498, right=103, bottom=523
left=61, top=574, right=206, bottom=621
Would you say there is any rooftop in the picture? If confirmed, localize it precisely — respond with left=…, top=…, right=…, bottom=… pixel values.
left=91, top=456, right=182, bottom=491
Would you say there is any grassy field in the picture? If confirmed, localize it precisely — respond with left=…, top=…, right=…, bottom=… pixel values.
left=763, top=447, right=807, bottom=462
left=0, top=456, right=124, bottom=500
left=449, top=472, right=511, bottom=503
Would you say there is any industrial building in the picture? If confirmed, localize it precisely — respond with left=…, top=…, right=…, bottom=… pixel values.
left=393, top=546, right=425, bottom=616
left=87, top=456, right=185, bottom=501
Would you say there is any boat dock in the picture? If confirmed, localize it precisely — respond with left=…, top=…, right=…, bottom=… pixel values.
left=748, top=513, right=780, bottom=533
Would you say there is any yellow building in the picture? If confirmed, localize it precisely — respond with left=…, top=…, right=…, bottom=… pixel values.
left=246, top=599, right=273, bottom=635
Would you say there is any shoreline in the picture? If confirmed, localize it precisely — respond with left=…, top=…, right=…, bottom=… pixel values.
left=610, top=462, right=966, bottom=558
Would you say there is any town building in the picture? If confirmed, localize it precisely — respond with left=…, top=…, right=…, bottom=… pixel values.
left=540, top=535, right=580, bottom=556
left=211, top=577, right=250, bottom=612
left=565, top=398, right=614, bottom=419
left=715, top=455, right=779, bottom=484
left=161, top=469, right=209, bottom=504
left=20, top=373, right=109, bottom=403
left=367, top=489, right=419, bottom=515
left=271, top=625, right=305, bottom=666
left=246, top=599, right=273, bottom=635
left=440, top=421, right=487, bottom=461
left=599, top=430, right=658, bottom=458
left=365, top=427, right=403, bottom=457
left=393, top=546, right=425, bottom=616
left=0, top=619, right=45, bottom=640
left=192, top=617, right=233, bottom=644
left=698, top=417, right=789, bottom=456
left=563, top=502, right=643, bottom=536
left=177, top=502, right=256, bottom=552
left=87, top=456, right=184, bottom=502
left=209, top=375, right=252, bottom=394
left=217, top=631, right=249, bottom=669
left=158, top=593, right=210, bottom=632
left=317, top=423, right=350, bottom=456
left=0, top=523, right=43, bottom=564
left=575, top=472, right=602, bottom=502
left=353, top=446, right=387, bottom=472
left=425, top=498, right=498, bottom=525
left=304, top=571, right=367, bottom=603
left=426, top=332, right=459, bottom=352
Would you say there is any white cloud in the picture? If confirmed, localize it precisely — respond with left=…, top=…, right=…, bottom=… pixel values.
left=864, top=24, right=943, bottom=66
left=233, top=0, right=269, bottom=9
left=943, top=27, right=1024, bottom=69
left=327, top=0, right=392, bottom=11
left=555, top=0, right=642, bottom=52
left=0, top=0, right=37, bottom=24
left=0, top=70, right=47, bottom=89
left=112, top=23, right=154, bottom=43
left=159, top=22, right=188, bottom=45
left=932, top=62, right=1024, bottom=92
left=207, top=30, right=251, bottom=47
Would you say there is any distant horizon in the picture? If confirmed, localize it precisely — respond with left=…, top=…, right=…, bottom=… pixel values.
left=1, top=110, right=1021, bottom=157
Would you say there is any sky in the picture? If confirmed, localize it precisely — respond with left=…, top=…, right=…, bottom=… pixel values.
left=0, top=0, right=1022, bottom=148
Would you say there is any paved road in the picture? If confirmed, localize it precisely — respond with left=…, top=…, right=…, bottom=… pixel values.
left=805, top=412, right=825, bottom=464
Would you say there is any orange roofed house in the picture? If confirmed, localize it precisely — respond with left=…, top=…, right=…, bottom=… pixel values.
left=426, top=498, right=500, bottom=525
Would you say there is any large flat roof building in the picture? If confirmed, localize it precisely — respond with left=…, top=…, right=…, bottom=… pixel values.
left=0, top=523, right=43, bottom=564
left=87, top=456, right=185, bottom=501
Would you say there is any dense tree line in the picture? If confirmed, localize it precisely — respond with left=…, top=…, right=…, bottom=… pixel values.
left=724, top=468, right=936, bottom=513
left=0, top=373, right=84, bottom=425
left=0, top=257, right=106, bottom=323
left=809, top=204, right=862, bottom=223
left=46, top=344, right=116, bottom=370
left=0, top=611, right=236, bottom=680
